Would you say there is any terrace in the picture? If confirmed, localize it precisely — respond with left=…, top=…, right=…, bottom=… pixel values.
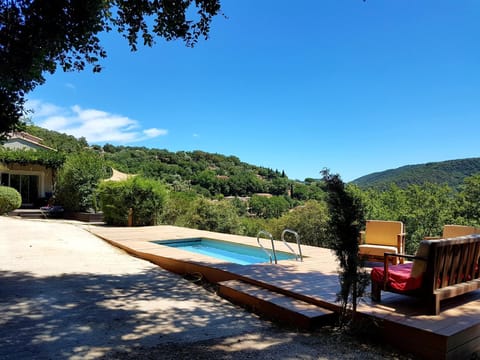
left=89, top=225, right=480, bottom=360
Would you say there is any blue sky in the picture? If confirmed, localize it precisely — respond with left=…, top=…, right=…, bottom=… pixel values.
left=28, top=1, right=480, bottom=182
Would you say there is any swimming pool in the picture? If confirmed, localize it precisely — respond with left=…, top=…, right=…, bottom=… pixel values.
left=153, top=238, right=297, bottom=265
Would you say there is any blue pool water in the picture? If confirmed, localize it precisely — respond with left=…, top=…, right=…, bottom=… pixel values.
left=153, top=238, right=296, bottom=265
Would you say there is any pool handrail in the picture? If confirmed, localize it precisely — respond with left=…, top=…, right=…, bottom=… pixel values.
left=256, top=230, right=277, bottom=264
left=281, top=229, right=303, bottom=262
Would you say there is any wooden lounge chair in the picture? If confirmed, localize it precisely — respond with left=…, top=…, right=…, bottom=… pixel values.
left=358, top=220, right=406, bottom=265
left=371, top=234, right=480, bottom=315
left=426, top=224, right=480, bottom=239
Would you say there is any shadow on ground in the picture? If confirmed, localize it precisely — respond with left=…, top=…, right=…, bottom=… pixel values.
left=0, top=268, right=417, bottom=360
left=0, top=268, right=267, bottom=359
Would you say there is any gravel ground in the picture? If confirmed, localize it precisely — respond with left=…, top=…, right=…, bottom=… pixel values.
left=100, top=310, right=415, bottom=360
left=99, top=272, right=415, bottom=360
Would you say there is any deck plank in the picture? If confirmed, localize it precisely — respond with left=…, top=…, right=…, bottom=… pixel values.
left=88, top=224, right=480, bottom=360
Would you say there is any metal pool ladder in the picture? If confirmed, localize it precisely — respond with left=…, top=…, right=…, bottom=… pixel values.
left=256, top=229, right=303, bottom=264
left=257, top=230, right=277, bottom=264
left=281, top=229, right=303, bottom=262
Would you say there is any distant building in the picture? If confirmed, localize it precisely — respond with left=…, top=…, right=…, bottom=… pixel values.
left=1, top=132, right=57, bottom=207
left=2, top=132, right=55, bottom=151
left=253, top=193, right=273, bottom=198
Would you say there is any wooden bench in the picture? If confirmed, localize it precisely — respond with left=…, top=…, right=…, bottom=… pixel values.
left=371, top=234, right=480, bottom=315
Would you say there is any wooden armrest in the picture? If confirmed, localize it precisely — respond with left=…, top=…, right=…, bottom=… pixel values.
left=358, top=231, right=365, bottom=244
left=396, top=233, right=407, bottom=262
left=384, top=253, right=424, bottom=261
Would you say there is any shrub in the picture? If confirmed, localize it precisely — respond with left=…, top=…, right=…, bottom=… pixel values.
left=183, top=197, right=242, bottom=234
left=97, top=180, right=129, bottom=225
left=97, top=176, right=168, bottom=226
left=0, top=186, right=22, bottom=214
left=248, top=195, right=290, bottom=218
left=268, top=200, right=329, bottom=247
left=240, top=217, right=267, bottom=237
left=56, top=151, right=106, bottom=212
left=161, top=191, right=198, bottom=226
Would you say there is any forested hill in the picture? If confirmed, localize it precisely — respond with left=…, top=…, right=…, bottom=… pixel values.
left=26, top=125, right=293, bottom=197
left=26, top=125, right=88, bottom=152
left=100, top=144, right=291, bottom=196
left=352, top=158, right=480, bottom=190
left=25, top=125, right=480, bottom=192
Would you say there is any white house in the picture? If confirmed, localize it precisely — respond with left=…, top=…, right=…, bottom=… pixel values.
left=1, top=132, right=57, bottom=207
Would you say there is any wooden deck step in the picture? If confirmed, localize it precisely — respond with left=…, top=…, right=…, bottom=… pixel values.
left=217, top=279, right=335, bottom=329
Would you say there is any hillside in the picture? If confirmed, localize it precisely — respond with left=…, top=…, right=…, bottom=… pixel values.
left=25, top=125, right=292, bottom=197
left=26, top=125, right=480, bottom=192
left=26, top=125, right=88, bottom=152
left=352, top=158, right=480, bottom=190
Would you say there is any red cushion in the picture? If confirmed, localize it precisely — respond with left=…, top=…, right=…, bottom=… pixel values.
left=371, top=263, right=423, bottom=292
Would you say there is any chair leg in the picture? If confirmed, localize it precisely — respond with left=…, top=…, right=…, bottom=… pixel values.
left=371, top=282, right=381, bottom=302
left=428, top=295, right=440, bottom=315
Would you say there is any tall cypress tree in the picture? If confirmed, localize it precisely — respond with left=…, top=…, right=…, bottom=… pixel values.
left=321, top=169, right=369, bottom=326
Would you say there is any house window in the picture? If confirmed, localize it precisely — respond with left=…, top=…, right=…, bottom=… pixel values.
left=0, top=173, right=39, bottom=205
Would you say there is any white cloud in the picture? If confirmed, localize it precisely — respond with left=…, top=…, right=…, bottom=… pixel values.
left=27, top=99, right=64, bottom=118
left=40, top=116, right=70, bottom=130
left=28, top=100, right=168, bottom=144
left=144, top=128, right=168, bottom=138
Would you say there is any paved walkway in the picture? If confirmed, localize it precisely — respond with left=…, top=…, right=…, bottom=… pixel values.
left=0, top=217, right=272, bottom=359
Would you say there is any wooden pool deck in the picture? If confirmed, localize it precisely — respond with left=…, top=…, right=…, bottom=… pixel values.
left=87, top=225, right=480, bottom=360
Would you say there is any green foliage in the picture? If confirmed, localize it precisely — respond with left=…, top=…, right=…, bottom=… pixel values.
left=183, top=197, right=242, bottom=234
left=361, top=184, right=408, bottom=221
left=161, top=191, right=199, bottom=226
left=268, top=200, right=329, bottom=247
left=403, top=184, right=456, bottom=252
left=248, top=195, right=290, bottom=219
left=102, top=145, right=288, bottom=197
left=227, top=172, right=265, bottom=196
left=1, top=0, right=108, bottom=134
left=98, top=176, right=168, bottom=226
left=25, top=125, right=88, bottom=153
left=96, top=181, right=127, bottom=225
left=0, top=186, right=21, bottom=214
left=192, top=169, right=222, bottom=195
left=228, top=197, right=248, bottom=217
left=240, top=217, right=268, bottom=237
left=1, top=0, right=222, bottom=134
left=291, top=181, right=325, bottom=201
left=56, top=151, right=106, bottom=212
left=0, top=148, right=65, bottom=168
left=353, top=158, right=480, bottom=190
left=267, top=177, right=290, bottom=196
left=456, top=174, right=480, bottom=226
left=127, top=177, right=168, bottom=226
left=322, top=170, right=368, bottom=325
